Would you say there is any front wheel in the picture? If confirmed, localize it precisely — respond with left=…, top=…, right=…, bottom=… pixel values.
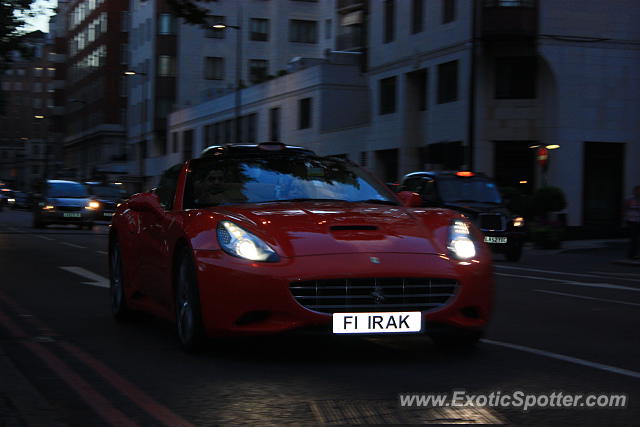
left=175, top=249, right=206, bottom=352
left=109, top=240, right=133, bottom=321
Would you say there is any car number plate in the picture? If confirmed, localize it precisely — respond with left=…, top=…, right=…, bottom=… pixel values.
left=63, top=212, right=82, bottom=218
left=104, top=212, right=114, bottom=217
left=484, top=236, right=507, bottom=244
left=333, top=312, right=422, bottom=334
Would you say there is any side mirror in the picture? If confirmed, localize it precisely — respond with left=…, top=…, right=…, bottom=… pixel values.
left=397, top=191, right=423, bottom=208
left=129, top=193, right=164, bottom=216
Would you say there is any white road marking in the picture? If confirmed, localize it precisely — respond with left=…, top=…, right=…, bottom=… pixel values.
left=96, top=250, right=108, bottom=255
left=591, top=271, right=640, bottom=278
left=534, top=289, right=640, bottom=307
left=33, top=235, right=54, bottom=241
left=495, top=272, right=640, bottom=292
left=482, top=339, right=640, bottom=380
left=59, top=266, right=109, bottom=288
left=495, top=265, right=640, bottom=283
left=61, top=242, right=86, bottom=249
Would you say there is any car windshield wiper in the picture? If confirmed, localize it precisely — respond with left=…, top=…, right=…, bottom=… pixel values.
left=352, top=199, right=399, bottom=206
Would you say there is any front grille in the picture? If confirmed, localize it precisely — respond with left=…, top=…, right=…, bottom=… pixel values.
left=478, top=213, right=505, bottom=231
left=57, top=206, right=82, bottom=212
left=290, top=278, right=458, bottom=314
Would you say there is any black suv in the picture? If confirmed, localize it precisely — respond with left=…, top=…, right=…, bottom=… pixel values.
left=85, top=182, right=127, bottom=221
left=399, top=171, right=525, bottom=261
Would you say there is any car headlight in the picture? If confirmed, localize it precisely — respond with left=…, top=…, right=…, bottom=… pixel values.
left=448, top=219, right=476, bottom=260
left=513, top=216, right=525, bottom=227
left=86, top=201, right=100, bottom=210
left=216, top=220, right=279, bottom=262
left=42, top=205, right=55, bottom=210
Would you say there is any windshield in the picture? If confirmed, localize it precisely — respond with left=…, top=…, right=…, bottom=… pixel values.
left=438, top=178, right=503, bottom=204
left=184, top=155, right=398, bottom=208
left=48, top=182, right=89, bottom=198
left=89, top=185, right=124, bottom=199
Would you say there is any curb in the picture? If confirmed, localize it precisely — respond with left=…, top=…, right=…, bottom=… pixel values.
left=0, top=343, right=67, bottom=427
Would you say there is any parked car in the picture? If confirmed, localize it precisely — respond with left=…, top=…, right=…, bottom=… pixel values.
left=1, top=189, right=15, bottom=209
left=399, top=171, right=526, bottom=261
left=109, top=143, right=494, bottom=351
left=32, top=180, right=98, bottom=229
left=85, top=182, right=127, bottom=221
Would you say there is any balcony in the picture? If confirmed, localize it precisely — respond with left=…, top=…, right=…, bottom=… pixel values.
left=336, top=31, right=365, bottom=51
left=337, top=0, right=365, bottom=12
left=481, top=0, right=538, bottom=40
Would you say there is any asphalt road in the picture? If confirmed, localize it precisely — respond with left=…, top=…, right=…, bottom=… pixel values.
left=0, top=209, right=638, bottom=426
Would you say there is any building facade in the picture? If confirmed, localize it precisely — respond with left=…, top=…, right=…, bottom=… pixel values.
left=166, top=0, right=640, bottom=231
left=126, top=0, right=336, bottom=190
left=0, top=31, right=60, bottom=191
left=62, top=0, right=129, bottom=181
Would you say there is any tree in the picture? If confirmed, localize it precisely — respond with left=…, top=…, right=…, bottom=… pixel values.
left=165, top=0, right=217, bottom=26
left=0, top=0, right=38, bottom=68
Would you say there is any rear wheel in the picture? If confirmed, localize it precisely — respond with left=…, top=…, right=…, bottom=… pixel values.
left=33, top=214, right=45, bottom=229
left=109, top=240, right=133, bottom=321
left=175, top=248, right=206, bottom=352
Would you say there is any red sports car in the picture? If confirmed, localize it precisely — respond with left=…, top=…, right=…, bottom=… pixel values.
left=109, top=143, right=493, bottom=350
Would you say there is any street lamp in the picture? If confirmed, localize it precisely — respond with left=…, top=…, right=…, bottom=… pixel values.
left=208, top=6, right=243, bottom=142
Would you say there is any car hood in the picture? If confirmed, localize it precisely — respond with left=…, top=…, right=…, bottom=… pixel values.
left=48, top=197, right=90, bottom=207
left=210, top=202, right=444, bottom=257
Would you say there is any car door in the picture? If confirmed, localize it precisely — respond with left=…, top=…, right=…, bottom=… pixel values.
left=136, top=165, right=183, bottom=310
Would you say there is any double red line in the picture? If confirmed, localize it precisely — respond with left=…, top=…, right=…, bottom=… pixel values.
left=0, top=290, right=194, bottom=427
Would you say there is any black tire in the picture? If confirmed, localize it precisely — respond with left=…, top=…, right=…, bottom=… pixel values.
left=429, top=329, right=482, bottom=350
left=175, top=248, right=206, bottom=352
left=109, top=240, right=134, bottom=321
left=505, top=244, right=523, bottom=262
left=33, top=215, right=45, bottom=229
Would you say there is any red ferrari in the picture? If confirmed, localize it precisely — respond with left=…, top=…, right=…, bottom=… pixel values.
left=109, top=143, right=493, bottom=350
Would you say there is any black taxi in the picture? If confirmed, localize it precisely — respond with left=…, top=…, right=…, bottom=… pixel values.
left=399, top=171, right=525, bottom=261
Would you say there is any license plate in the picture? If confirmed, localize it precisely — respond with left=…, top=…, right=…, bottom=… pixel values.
left=333, top=312, right=422, bottom=334
left=104, top=212, right=114, bottom=217
left=63, top=212, right=81, bottom=218
left=484, top=236, right=508, bottom=244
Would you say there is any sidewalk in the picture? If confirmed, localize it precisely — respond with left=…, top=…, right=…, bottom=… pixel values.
left=0, top=342, right=67, bottom=427
left=523, top=238, right=640, bottom=266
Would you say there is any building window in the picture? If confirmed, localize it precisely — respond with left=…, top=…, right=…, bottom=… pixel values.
left=495, top=57, right=537, bottom=99
left=120, top=43, right=128, bottom=64
left=121, top=12, right=129, bottom=32
left=183, top=129, right=193, bottom=161
left=412, top=0, right=424, bottom=34
left=250, top=18, right=269, bottom=41
left=172, top=132, right=179, bottom=153
left=442, top=0, right=456, bottom=24
left=159, top=14, right=176, bottom=35
left=269, top=107, right=280, bottom=141
left=247, top=113, right=257, bottom=143
left=204, top=57, right=224, bottom=80
left=248, top=59, right=268, bottom=84
left=379, top=76, right=397, bottom=115
left=437, top=60, right=458, bottom=103
left=407, top=69, right=428, bottom=111
left=206, top=16, right=226, bottom=39
left=383, top=0, right=395, bottom=43
left=33, top=67, right=43, bottom=77
left=158, top=55, right=176, bottom=77
left=325, top=19, right=332, bottom=39
left=298, top=97, right=312, bottom=129
left=33, top=82, right=42, bottom=92
left=289, top=20, right=317, bottom=43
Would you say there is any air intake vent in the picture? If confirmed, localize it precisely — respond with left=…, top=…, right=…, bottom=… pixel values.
left=330, top=225, right=378, bottom=231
